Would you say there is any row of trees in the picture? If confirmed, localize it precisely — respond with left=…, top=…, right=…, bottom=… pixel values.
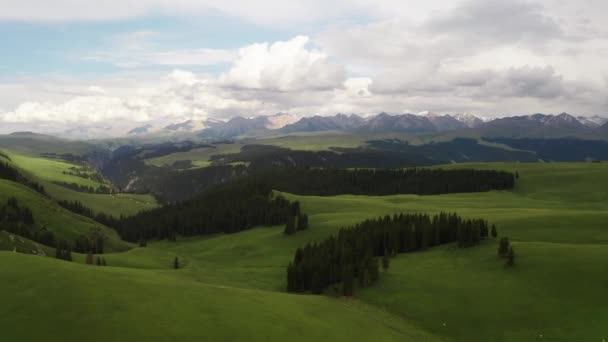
left=85, top=252, right=107, bottom=266
left=284, top=202, right=309, bottom=235
left=55, top=240, right=72, bottom=261
left=249, top=167, right=516, bottom=196
left=0, top=161, right=46, bottom=195
left=112, top=180, right=303, bottom=242
left=0, top=197, right=57, bottom=247
left=498, top=237, right=516, bottom=267
left=56, top=200, right=118, bottom=228
left=287, top=212, right=494, bottom=294
left=72, top=227, right=106, bottom=254
left=54, top=181, right=113, bottom=194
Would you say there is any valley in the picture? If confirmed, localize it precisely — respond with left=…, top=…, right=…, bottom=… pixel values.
left=2, top=151, right=607, bottom=341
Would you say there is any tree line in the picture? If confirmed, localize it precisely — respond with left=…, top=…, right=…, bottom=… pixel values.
left=246, top=167, right=515, bottom=196
left=0, top=197, right=47, bottom=246
left=0, top=161, right=46, bottom=195
left=111, top=180, right=302, bottom=243
left=54, top=181, right=113, bottom=194
left=59, top=167, right=513, bottom=244
left=0, top=197, right=56, bottom=247
left=287, top=212, right=494, bottom=295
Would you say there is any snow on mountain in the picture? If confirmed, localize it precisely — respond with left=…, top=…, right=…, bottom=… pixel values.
left=449, top=113, right=485, bottom=128
left=577, top=115, right=608, bottom=128
left=264, top=113, right=300, bottom=130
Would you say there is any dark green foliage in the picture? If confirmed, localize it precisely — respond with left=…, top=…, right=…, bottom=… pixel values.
left=505, top=246, right=515, bottom=267
left=111, top=167, right=510, bottom=242
left=0, top=197, right=54, bottom=247
left=297, top=214, right=309, bottom=231
left=53, top=181, right=113, bottom=194
left=0, top=161, right=46, bottom=195
left=96, top=257, right=102, bottom=266
left=382, top=253, right=390, bottom=271
left=498, top=237, right=510, bottom=257
left=342, top=266, right=354, bottom=297
left=359, top=256, right=379, bottom=287
left=285, top=213, right=309, bottom=235
left=138, top=239, right=147, bottom=247
left=284, top=215, right=297, bottom=235
left=247, top=167, right=515, bottom=197
left=173, top=257, right=179, bottom=269
left=491, top=224, right=498, bottom=238
left=56, top=200, right=117, bottom=227
left=287, top=212, right=491, bottom=294
left=114, top=180, right=301, bottom=242
left=485, top=137, right=608, bottom=162
left=55, top=240, right=72, bottom=261
left=101, top=258, right=107, bottom=266
left=72, top=227, right=106, bottom=254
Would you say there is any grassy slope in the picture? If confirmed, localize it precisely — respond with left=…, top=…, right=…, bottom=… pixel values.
left=5, top=151, right=158, bottom=216
left=9, top=152, right=104, bottom=188
left=0, top=180, right=131, bottom=252
left=110, top=162, right=608, bottom=341
left=4, top=162, right=608, bottom=341
left=144, top=143, right=244, bottom=168
left=0, top=252, right=440, bottom=342
left=0, top=133, right=97, bottom=155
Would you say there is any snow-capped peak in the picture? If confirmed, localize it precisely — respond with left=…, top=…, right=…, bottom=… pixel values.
left=449, top=113, right=485, bottom=127
left=577, top=115, right=608, bottom=128
left=264, top=113, right=301, bottom=130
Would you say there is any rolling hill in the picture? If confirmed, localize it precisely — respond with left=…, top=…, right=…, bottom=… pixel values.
left=3, top=162, right=608, bottom=341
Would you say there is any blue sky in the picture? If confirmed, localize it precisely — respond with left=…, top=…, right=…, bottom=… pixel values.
left=0, top=14, right=294, bottom=75
left=0, top=0, right=607, bottom=138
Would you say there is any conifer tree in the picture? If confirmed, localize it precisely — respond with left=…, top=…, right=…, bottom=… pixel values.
left=342, top=266, right=354, bottom=296
left=491, top=225, right=498, bottom=239
left=498, top=237, right=510, bottom=257
left=173, top=256, right=179, bottom=269
left=505, top=246, right=515, bottom=267
left=284, top=215, right=296, bottom=235
left=297, top=214, right=309, bottom=231
left=382, top=253, right=390, bottom=271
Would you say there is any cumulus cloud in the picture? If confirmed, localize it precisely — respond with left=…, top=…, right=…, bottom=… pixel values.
left=2, top=0, right=608, bottom=137
left=220, top=36, right=345, bottom=91
left=3, top=96, right=150, bottom=124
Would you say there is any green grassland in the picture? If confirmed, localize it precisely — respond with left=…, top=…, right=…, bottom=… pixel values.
left=2, top=162, right=608, bottom=341
left=0, top=180, right=131, bottom=252
left=8, top=152, right=105, bottom=188
left=144, top=143, right=244, bottom=168
left=0, top=252, right=441, bottom=342
left=251, top=133, right=368, bottom=151
left=4, top=151, right=158, bottom=216
left=43, top=182, right=158, bottom=217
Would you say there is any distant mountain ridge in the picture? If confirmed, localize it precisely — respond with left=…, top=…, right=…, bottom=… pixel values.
left=24, top=111, right=608, bottom=140
left=140, top=112, right=608, bottom=139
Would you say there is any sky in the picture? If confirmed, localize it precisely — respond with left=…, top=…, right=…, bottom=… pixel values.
left=1, top=0, right=607, bottom=137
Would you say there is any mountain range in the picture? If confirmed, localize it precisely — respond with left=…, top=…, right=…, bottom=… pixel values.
left=67, top=111, right=608, bottom=140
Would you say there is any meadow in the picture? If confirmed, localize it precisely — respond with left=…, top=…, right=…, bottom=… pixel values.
left=1, top=162, right=607, bottom=341
left=3, top=150, right=158, bottom=216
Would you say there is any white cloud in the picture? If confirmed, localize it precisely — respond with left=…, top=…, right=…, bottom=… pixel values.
left=220, top=36, right=345, bottom=91
left=3, top=0, right=608, bottom=138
